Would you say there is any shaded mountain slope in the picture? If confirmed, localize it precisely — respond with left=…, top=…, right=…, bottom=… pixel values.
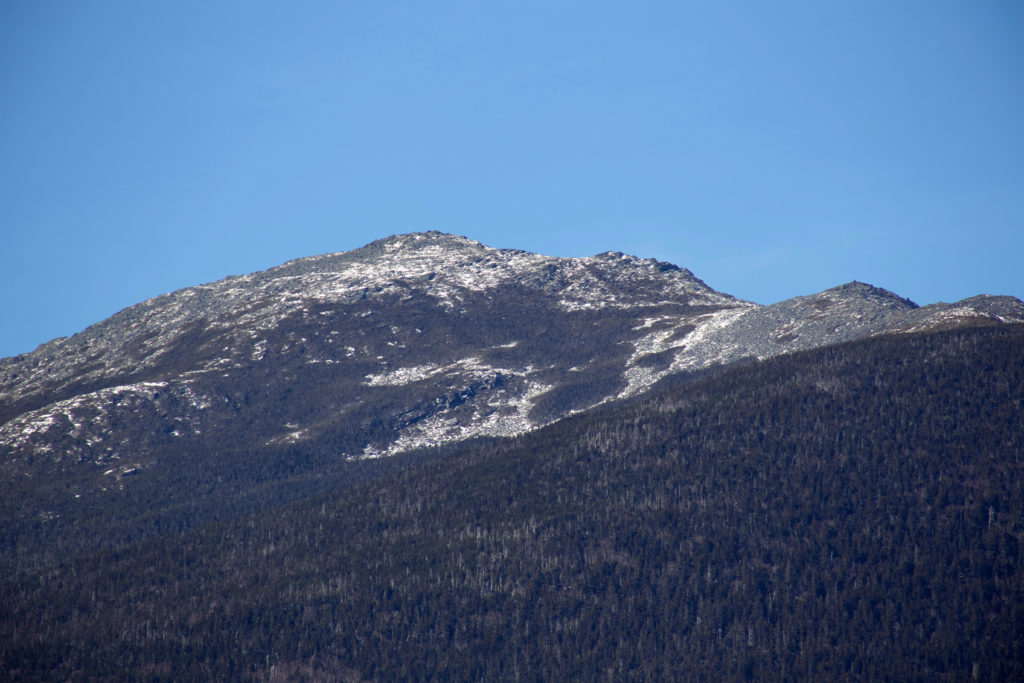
left=4, top=325, right=1022, bottom=680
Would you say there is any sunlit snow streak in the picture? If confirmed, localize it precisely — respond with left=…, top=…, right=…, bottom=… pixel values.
left=669, top=307, right=755, bottom=372
left=360, top=378, right=553, bottom=459
left=364, top=363, right=444, bottom=386
left=614, top=307, right=754, bottom=401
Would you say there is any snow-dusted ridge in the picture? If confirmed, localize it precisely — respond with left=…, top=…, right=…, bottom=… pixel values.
left=0, top=232, right=732, bottom=411
left=3, top=232, right=1022, bottom=485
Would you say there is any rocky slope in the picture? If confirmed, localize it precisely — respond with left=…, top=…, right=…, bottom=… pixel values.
left=2, top=232, right=1022, bottom=485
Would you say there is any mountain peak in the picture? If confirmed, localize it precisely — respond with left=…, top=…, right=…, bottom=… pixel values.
left=823, top=281, right=919, bottom=309
left=0, top=233, right=739, bottom=425
left=3, top=233, right=1020, bottom=471
left=367, top=230, right=485, bottom=252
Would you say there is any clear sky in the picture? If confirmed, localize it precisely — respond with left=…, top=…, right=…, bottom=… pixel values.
left=2, top=1, right=1022, bottom=359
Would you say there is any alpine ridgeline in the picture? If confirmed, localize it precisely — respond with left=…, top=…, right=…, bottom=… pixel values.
left=2, top=231, right=1022, bottom=483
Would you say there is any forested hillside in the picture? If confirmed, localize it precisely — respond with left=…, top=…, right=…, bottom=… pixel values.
left=3, top=325, right=1023, bottom=680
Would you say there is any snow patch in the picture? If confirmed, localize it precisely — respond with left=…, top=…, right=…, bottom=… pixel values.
left=365, top=364, right=443, bottom=386
left=360, top=378, right=553, bottom=459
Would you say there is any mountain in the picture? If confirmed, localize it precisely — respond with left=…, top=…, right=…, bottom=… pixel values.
left=3, top=232, right=1021, bottom=477
left=3, top=232, right=1023, bottom=679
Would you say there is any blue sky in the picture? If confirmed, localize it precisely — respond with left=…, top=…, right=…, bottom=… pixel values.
left=2, top=1, right=1022, bottom=359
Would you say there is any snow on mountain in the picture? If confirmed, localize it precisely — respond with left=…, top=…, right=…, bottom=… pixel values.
left=2, top=232, right=1022, bottom=484
left=0, top=232, right=731, bottom=412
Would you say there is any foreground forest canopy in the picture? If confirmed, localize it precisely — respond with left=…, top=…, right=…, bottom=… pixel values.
left=3, top=325, right=1023, bottom=680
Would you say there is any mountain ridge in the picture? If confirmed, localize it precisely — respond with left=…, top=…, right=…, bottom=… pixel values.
left=2, top=232, right=1022, bottom=471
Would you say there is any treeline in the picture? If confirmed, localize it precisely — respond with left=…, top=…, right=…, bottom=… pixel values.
left=2, top=325, right=1023, bottom=680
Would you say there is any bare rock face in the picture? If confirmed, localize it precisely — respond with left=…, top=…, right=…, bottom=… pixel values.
left=2, top=232, right=1022, bottom=494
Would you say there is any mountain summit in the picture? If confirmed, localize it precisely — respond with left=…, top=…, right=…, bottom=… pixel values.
left=2, top=233, right=1022, bottom=482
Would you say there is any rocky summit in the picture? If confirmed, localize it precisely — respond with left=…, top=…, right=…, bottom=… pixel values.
left=2, top=232, right=1022, bottom=489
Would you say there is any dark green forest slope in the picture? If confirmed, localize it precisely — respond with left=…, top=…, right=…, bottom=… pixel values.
left=3, top=326, right=1023, bottom=680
